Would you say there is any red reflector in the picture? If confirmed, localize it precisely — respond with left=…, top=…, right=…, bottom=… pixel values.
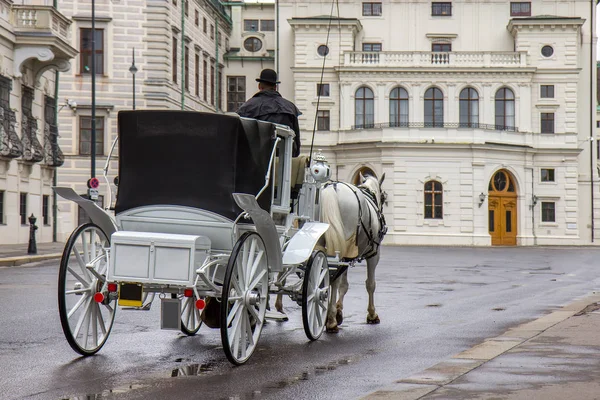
left=195, top=299, right=206, bottom=310
left=107, top=283, right=118, bottom=293
left=184, top=288, right=194, bottom=298
left=94, top=292, right=105, bottom=303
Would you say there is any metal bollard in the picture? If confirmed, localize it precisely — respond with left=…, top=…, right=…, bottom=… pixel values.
left=27, top=214, right=38, bottom=255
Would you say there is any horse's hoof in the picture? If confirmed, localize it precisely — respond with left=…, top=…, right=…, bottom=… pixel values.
left=326, top=325, right=339, bottom=333
left=366, top=315, right=380, bottom=324
left=336, top=309, right=344, bottom=326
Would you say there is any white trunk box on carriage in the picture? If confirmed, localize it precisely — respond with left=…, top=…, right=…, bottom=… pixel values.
left=109, top=231, right=211, bottom=286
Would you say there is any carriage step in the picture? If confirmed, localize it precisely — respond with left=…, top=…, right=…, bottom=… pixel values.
left=160, top=298, right=181, bottom=330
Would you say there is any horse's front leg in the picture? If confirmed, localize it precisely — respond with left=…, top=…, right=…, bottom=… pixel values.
left=326, top=277, right=340, bottom=333
left=274, top=272, right=286, bottom=313
left=365, top=255, right=380, bottom=324
left=335, top=270, right=349, bottom=325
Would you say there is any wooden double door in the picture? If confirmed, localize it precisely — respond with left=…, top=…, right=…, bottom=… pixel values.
left=488, top=170, right=517, bottom=246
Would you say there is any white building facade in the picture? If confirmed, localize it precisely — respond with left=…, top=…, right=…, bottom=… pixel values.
left=0, top=0, right=76, bottom=244
left=54, top=0, right=232, bottom=240
left=265, top=0, right=597, bottom=246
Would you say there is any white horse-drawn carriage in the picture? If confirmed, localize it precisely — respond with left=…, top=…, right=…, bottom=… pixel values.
left=55, top=110, right=340, bottom=365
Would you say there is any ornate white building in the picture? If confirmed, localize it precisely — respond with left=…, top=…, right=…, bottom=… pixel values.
left=224, top=0, right=598, bottom=246
left=54, top=0, right=232, bottom=240
left=0, top=0, right=76, bottom=244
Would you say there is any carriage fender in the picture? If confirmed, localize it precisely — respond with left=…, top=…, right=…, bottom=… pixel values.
left=282, top=222, right=329, bottom=265
left=53, top=187, right=118, bottom=237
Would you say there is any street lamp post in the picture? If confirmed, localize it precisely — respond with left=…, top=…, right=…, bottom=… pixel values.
left=129, top=48, right=137, bottom=110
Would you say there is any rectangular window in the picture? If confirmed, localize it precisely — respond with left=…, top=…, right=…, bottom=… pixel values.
left=19, top=193, right=27, bottom=225
left=362, top=43, right=382, bottom=52
left=184, top=46, right=190, bottom=91
left=541, top=113, right=555, bottom=134
left=210, top=65, right=215, bottom=105
left=203, top=60, right=208, bottom=101
left=227, top=76, right=246, bottom=112
left=172, top=36, right=178, bottom=83
left=260, top=20, right=275, bottom=31
left=432, top=2, right=452, bottom=16
left=184, top=0, right=189, bottom=16
left=244, top=19, right=259, bottom=31
left=79, top=116, right=104, bottom=155
left=541, top=201, right=556, bottom=222
left=43, top=195, right=50, bottom=226
left=210, top=24, right=214, bottom=40
left=541, top=168, right=555, bottom=182
left=80, top=28, right=104, bottom=75
left=195, top=53, right=200, bottom=96
left=317, top=111, right=330, bottom=131
left=317, top=83, right=330, bottom=97
left=0, top=76, right=10, bottom=136
left=541, top=85, right=554, bottom=98
left=203, top=17, right=207, bottom=34
left=173, top=0, right=176, bottom=5
left=505, top=210, right=512, bottom=232
left=195, top=9, right=199, bottom=26
left=432, top=43, right=452, bottom=52
left=510, top=2, right=531, bottom=16
left=0, top=191, right=4, bottom=224
left=362, top=2, right=382, bottom=16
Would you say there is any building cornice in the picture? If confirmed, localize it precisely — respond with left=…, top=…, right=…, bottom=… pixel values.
left=72, top=15, right=113, bottom=23
left=507, top=16, right=585, bottom=37
left=288, top=17, right=362, bottom=33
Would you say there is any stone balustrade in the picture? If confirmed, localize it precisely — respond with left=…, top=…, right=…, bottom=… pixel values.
left=11, top=5, right=71, bottom=42
left=343, top=51, right=527, bottom=68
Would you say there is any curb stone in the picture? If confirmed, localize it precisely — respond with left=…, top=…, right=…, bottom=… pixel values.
left=361, top=291, right=600, bottom=400
left=0, top=252, right=63, bottom=267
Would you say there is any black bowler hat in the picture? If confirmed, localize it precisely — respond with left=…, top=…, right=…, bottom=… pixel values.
left=256, top=69, right=280, bottom=84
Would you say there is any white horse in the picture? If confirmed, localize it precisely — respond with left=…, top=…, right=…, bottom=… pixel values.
left=320, top=173, right=387, bottom=333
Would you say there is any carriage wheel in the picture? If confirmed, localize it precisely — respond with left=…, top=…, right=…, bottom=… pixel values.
left=172, top=293, right=202, bottom=335
left=58, top=223, right=115, bottom=356
left=302, top=250, right=330, bottom=341
left=220, top=232, right=269, bottom=365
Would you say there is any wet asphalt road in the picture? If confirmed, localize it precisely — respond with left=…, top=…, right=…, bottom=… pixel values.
left=1, top=246, right=599, bottom=400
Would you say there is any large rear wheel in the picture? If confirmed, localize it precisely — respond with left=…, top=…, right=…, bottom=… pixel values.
left=220, top=232, right=269, bottom=365
left=302, top=250, right=330, bottom=341
left=58, top=223, right=115, bottom=356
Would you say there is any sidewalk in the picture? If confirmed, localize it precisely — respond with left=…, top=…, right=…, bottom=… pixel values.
left=0, top=241, right=64, bottom=266
left=364, top=292, right=600, bottom=400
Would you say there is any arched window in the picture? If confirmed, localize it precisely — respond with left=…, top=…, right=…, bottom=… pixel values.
left=424, top=180, right=443, bottom=219
left=424, top=87, right=443, bottom=128
left=495, top=87, right=515, bottom=131
left=459, top=87, right=479, bottom=128
left=355, top=87, right=374, bottom=129
left=389, top=87, right=409, bottom=127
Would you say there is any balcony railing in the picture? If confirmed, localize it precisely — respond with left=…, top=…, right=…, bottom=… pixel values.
left=344, top=51, right=527, bottom=68
left=11, top=5, right=71, bottom=42
left=351, top=121, right=519, bottom=132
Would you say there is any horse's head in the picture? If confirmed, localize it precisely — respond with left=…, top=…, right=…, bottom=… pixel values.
left=359, top=172, right=387, bottom=211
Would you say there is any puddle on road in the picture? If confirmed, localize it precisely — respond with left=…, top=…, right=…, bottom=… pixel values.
left=63, top=384, right=147, bottom=399
left=170, top=360, right=217, bottom=377
left=266, top=357, right=355, bottom=389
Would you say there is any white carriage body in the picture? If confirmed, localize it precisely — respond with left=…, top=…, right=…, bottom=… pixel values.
left=109, top=231, right=210, bottom=287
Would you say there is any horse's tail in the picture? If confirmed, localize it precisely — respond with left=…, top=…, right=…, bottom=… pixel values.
left=320, top=186, right=347, bottom=258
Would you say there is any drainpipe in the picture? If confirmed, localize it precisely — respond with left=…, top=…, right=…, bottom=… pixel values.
left=53, top=0, right=58, bottom=242
left=589, top=0, right=596, bottom=242
left=215, top=17, right=219, bottom=112
left=275, top=0, right=279, bottom=75
left=181, top=1, right=185, bottom=110
left=529, top=166, right=536, bottom=246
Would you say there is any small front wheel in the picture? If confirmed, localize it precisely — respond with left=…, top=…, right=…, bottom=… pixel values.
left=220, top=232, right=269, bottom=365
left=302, top=250, right=330, bottom=341
left=173, top=292, right=202, bottom=335
left=58, top=223, right=115, bottom=356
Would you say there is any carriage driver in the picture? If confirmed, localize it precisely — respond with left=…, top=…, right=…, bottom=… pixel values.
left=236, top=69, right=302, bottom=157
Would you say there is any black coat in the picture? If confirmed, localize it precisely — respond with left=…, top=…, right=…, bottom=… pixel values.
left=236, top=90, right=301, bottom=157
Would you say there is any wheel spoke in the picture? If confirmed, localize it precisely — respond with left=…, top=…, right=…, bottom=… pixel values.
left=66, top=287, right=90, bottom=295
left=91, top=304, right=98, bottom=348
left=318, top=268, right=328, bottom=286
left=97, top=306, right=107, bottom=336
left=247, top=269, right=267, bottom=292
left=68, top=293, right=90, bottom=319
left=67, top=267, right=90, bottom=287
left=81, top=233, right=90, bottom=265
left=247, top=249, right=264, bottom=284
left=227, top=300, right=243, bottom=325
left=247, top=302, right=259, bottom=322
left=72, top=245, right=91, bottom=282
